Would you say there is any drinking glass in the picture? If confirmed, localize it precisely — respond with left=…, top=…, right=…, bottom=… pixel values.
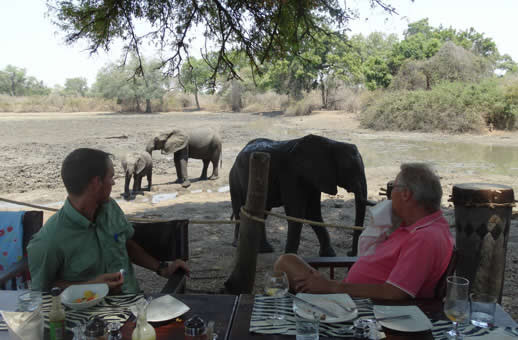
left=264, top=271, right=289, bottom=320
left=444, top=276, right=470, bottom=339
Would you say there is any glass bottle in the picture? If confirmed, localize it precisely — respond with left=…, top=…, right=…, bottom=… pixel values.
left=131, top=300, right=156, bottom=340
left=49, top=287, right=66, bottom=340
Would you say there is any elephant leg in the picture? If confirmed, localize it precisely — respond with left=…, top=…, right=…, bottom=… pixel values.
left=306, top=194, right=336, bottom=257
left=285, top=220, right=303, bottom=254
left=174, top=149, right=190, bottom=187
left=200, top=159, right=209, bottom=180
left=135, top=175, right=143, bottom=194
left=123, top=174, right=131, bottom=199
left=232, top=220, right=240, bottom=247
left=209, top=151, right=220, bottom=180
left=146, top=170, right=152, bottom=191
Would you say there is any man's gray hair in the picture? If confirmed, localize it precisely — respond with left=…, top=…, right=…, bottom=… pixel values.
left=397, top=163, right=442, bottom=212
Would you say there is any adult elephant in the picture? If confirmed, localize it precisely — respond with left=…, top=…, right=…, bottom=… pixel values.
left=230, top=134, right=368, bottom=256
left=146, top=128, right=222, bottom=188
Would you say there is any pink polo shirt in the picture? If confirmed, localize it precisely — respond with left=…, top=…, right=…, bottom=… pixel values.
left=345, top=211, right=454, bottom=298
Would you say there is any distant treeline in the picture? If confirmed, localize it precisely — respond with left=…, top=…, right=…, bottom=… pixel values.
left=1, top=19, right=517, bottom=133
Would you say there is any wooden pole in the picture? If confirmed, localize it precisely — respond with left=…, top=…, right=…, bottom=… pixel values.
left=224, top=152, right=270, bottom=294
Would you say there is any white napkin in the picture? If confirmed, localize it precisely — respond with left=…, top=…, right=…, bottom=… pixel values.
left=358, top=200, right=397, bottom=257
left=1, top=308, right=43, bottom=340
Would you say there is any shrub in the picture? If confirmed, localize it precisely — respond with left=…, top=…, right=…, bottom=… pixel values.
left=242, top=91, right=289, bottom=113
left=284, top=91, right=321, bottom=116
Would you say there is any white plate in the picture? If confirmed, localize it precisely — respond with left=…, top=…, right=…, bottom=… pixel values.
left=61, top=283, right=109, bottom=310
left=373, top=305, right=432, bottom=332
left=292, top=293, right=358, bottom=323
left=146, top=295, right=190, bottom=322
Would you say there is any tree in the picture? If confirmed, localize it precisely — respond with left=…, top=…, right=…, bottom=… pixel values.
left=47, top=0, right=397, bottom=82
left=0, top=65, right=50, bottom=96
left=91, top=56, right=168, bottom=112
left=179, top=57, right=213, bottom=110
left=63, top=77, right=88, bottom=96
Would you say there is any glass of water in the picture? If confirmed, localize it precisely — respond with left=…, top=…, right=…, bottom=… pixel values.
left=16, top=290, right=42, bottom=312
left=296, top=315, right=319, bottom=340
left=264, top=271, right=289, bottom=320
left=470, top=293, right=496, bottom=328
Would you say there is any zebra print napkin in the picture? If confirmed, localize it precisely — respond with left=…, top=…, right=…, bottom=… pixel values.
left=1, top=293, right=141, bottom=332
left=249, top=295, right=518, bottom=339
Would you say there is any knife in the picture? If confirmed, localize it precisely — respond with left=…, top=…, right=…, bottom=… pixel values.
left=375, top=314, right=411, bottom=321
left=287, top=292, right=339, bottom=318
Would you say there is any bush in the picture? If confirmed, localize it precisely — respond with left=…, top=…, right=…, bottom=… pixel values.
left=359, top=81, right=506, bottom=133
left=284, top=91, right=321, bottom=116
left=242, top=91, right=289, bottom=113
left=0, top=94, right=118, bottom=113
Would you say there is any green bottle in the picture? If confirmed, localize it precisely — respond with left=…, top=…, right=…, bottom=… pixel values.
left=49, top=287, right=66, bottom=340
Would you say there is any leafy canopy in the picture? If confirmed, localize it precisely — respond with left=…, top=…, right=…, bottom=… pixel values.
left=46, top=0, right=398, bottom=80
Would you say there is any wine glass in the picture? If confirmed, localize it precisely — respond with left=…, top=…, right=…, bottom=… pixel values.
left=443, top=276, right=470, bottom=339
left=264, top=271, right=289, bottom=320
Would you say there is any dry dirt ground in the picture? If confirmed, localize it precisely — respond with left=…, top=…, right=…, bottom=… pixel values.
left=1, top=110, right=517, bottom=319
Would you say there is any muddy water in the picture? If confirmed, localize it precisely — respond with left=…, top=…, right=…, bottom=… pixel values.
left=356, top=138, right=518, bottom=177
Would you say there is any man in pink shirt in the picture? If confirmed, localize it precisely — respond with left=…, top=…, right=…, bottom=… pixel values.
left=274, top=163, right=454, bottom=300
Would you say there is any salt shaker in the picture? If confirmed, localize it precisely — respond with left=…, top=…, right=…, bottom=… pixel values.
left=184, top=315, right=208, bottom=340
left=106, top=322, right=122, bottom=340
left=84, top=317, right=106, bottom=340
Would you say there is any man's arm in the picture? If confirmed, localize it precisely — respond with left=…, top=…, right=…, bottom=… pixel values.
left=293, top=270, right=411, bottom=300
left=126, top=239, right=190, bottom=277
left=52, top=272, right=124, bottom=292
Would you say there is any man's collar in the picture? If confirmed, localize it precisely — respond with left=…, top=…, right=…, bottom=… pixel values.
left=400, top=210, right=443, bottom=233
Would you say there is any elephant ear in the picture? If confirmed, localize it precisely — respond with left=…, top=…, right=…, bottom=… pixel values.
left=135, top=156, right=146, bottom=174
left=292, top=134, right=338, bottom=195
left=163, top=129, right=189, bottom=154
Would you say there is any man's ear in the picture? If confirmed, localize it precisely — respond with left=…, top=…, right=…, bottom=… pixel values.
left=401, top=188, right=413, bottom=202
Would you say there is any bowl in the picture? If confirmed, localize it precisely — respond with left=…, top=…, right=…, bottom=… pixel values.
left=61, top=283, right=109, bottom=310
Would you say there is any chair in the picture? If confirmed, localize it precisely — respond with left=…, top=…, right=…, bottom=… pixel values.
left=0, top=211, right=44, bottom=290
left=131, top=219, right=189, bottom=294
left=305, top=247, right=458, bottom=299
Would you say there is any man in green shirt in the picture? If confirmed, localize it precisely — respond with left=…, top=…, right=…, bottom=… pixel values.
left=28, top=148, right=189, bottom=293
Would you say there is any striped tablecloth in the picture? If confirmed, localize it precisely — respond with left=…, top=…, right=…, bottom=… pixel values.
left=1, top=293, right=141, bottom=332
left=250, top=295, right=518, bottom=339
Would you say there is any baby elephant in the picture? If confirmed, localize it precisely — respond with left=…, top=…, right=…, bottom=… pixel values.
left=121, top=152, right=153, bottom=199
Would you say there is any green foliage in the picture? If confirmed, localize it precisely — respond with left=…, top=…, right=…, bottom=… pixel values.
left=91, top=56, right=167, bottom=112
left=361, top=79, right=518, bottom=132
left=0, top=65, right=51, bottom=96
left=63, top=77, right=88, bottom=97
left=47, top=0, right=374, bottom=80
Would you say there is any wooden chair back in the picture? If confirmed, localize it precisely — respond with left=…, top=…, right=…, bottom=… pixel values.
left=0, top=211, right=43, bottom=290
left=434, top=247, right=458, bottom=299
left=131, top=219, right=189, bottom=293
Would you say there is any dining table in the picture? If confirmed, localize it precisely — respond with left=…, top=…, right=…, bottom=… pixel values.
left=0, top=290, right=238, bottom=340
left=228, top=294, right=518, bottom=340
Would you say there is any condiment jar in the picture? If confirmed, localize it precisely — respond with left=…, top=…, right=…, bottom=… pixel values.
left=184, top=315, right=208, bottom=340
left=84, top=317, right=106, bottom=340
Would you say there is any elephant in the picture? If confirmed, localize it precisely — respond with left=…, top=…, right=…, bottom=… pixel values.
left=146, top=127, right=222, bottom=188
left=229, top=134, right=368, bottom=256
left=121, top=151, right=153, bottom=199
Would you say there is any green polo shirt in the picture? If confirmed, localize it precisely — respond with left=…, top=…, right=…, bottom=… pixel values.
left=28, top=198, right=140, bottom=293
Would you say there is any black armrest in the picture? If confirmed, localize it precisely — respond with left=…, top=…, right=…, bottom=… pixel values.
left=161, top=268, right=187, bottom=294
left=304, top=256, right=359, bottom=280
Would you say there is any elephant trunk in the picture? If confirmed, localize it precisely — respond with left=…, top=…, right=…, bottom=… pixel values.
left=354, top=171, right=368, bottom=227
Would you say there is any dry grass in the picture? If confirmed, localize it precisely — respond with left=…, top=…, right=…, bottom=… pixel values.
left=0, top=94, right=118, bottom=113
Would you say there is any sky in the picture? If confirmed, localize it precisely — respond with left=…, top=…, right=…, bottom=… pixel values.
left=1, top=0, right=517, bottom=88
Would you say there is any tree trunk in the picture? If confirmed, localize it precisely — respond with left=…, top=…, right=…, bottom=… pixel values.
left=224, top=152, right=270, bottom=294
left=145, top=98, right=152, bottom=113
left=194, top=89, right=200, bottom=110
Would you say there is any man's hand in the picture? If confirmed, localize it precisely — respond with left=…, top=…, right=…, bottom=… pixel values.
left=159, top=260, right=190, bottom=278
left=94, top=272, right=124, bottom=293
left=293, top=269, right=335, bottom=293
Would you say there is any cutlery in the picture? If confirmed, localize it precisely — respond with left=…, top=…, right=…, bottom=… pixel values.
left=287, top=292, right=339, bottom=318
left=374, top=314, right=411, bottom=322
left=323, top=298, right=356, bottom=313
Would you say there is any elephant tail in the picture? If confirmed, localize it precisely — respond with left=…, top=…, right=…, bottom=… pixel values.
left=220, top=150, right=223, bottom=169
